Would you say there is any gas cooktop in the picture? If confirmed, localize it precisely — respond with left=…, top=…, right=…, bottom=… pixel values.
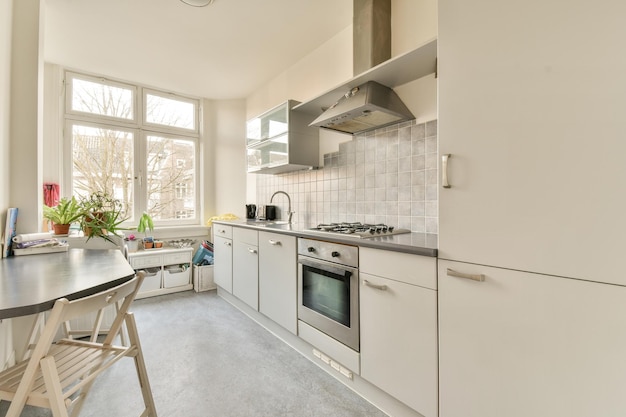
left=307, top=222, right=411, bottom=239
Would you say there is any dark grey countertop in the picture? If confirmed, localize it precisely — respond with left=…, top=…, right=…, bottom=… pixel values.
left=213, top=220, right=438, bottom=257
left=0, top=248, right=135, bottom=319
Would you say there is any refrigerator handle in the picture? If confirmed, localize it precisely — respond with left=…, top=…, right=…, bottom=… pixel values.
left=442, top=154, right=452, bottom=188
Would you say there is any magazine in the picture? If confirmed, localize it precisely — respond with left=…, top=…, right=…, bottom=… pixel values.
left=2, top=208, right=18, bottom=257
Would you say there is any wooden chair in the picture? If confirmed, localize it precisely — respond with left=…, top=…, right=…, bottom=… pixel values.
left=0, top=272, right=157, bottom=417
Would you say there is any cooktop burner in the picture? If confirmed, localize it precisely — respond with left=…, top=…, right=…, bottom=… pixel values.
left=308, top=222, right=411, bottom=239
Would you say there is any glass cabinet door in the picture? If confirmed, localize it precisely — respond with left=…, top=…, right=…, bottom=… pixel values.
left=246, top=102, right=289, bottom=147
left=247, top=134, right=289, bottom=171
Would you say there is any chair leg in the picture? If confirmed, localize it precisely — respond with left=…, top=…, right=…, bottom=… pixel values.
left=40, top=355, right=70, bottom=417
left=126, top=313, right=158, bottom=416
left=22, top=312, right=46, bottom=360
left=89, top=308, right=105, bottom=342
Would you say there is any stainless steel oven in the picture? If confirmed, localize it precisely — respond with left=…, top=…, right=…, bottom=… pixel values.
left=297, top=237, right=359, bottom=352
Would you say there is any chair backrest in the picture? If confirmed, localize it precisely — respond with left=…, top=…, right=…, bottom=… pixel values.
left=37, top=272, right=145, bottom=353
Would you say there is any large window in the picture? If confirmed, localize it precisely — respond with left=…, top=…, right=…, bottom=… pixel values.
left=65, top=72, right=200, bottom=226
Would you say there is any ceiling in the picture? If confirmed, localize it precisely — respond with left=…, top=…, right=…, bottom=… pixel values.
left=44, top=0, right=352, bottom=100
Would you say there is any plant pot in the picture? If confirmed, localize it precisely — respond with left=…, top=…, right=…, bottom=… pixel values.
left=154, top=240, right=163, bottom=249
left=52, top=224, right=71, bottom=235
left=127, top=240, right=139, bottom=252
left=143, top=241, right=154, bottom=249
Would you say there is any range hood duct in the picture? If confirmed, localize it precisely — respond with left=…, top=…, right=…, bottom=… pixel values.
left=309, top=0, right=415, bottom=134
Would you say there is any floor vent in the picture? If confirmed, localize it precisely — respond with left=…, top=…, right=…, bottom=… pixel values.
left=313, top=349, right=354, bottom=380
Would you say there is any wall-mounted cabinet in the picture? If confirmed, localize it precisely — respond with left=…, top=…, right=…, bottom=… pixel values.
left=246, top=100, right=319, bottom=174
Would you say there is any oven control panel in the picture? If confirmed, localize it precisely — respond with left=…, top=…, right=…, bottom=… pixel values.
left=297, top=238, right=358, bottom=268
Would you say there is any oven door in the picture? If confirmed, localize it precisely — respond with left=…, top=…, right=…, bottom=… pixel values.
left=297, top=256, right=359, bottom=352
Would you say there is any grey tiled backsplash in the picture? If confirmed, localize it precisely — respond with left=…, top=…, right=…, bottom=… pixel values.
left=254, top=119, right=438, bottom=233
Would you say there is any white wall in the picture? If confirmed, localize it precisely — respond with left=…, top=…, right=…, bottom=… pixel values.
left=1, top=0, right=13, bottom=214
left=391, top=0, right=438, bottom=56
left=0, top=0, right=15, bottom=372
left=206, top=99, right=248, bottom=220
left=246, top=25, right=353, bottom=119
left=42, top=63, right=63, bottom=186
left=10, top=0, right=45, bottom=234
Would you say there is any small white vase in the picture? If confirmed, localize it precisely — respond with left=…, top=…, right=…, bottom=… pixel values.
left=127, top=240, right=139, bottom=252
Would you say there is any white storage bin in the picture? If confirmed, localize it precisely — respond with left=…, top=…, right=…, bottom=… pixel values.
left=140, top=267, right=162, bottom=293
left=163, top=264, right=191, bottom=288
left=193, top=265, right=216, bottom=292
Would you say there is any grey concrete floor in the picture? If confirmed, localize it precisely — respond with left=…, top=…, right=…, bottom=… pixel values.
left=1, top=290, right=387, bottom=417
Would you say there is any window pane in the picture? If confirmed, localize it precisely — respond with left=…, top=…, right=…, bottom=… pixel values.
left=71, top=124, right=134, bottom=219
left=146, top=135, right=196, bottom=221
left=145, top=93, right=195, bottom=130
left=71, top=78, right=134, bottom=120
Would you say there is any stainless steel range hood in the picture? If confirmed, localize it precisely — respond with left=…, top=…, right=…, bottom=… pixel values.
left=309, top=81, right=414, bottom=134
left=308, top=0, right=414, bottom=134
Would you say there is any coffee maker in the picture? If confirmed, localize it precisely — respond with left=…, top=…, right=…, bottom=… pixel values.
left=246, top=204, right=256, bottom=219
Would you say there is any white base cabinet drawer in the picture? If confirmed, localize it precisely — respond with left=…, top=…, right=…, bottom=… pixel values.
left=360, top=273, right=438, bottom=417
left=232, top=239, right=258, bottom=310
left=258, top=232, right=297, bottom=334
left=129, top=255, right=161, bottom=269
left=214, top=236, right=233, bottom=293
left=438, top=259, right=626, bottom=417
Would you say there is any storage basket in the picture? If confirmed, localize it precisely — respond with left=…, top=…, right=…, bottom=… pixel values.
left=193, top=264, right=216, bottom=292
left=163, top=264, right=191, bottom=288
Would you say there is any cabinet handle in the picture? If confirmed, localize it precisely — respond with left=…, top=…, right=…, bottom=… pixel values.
left=223, top=241, right=231, bottom=247
left=268, top=240, right=281, bottom=246
left=363, top=279, right=388, bottom=291
left=442, top=153, right=451, bottom=188
left=218, top=229, right=226, bottom=234
left=446, top=268, right=485, bottom=282
left=248, top=248, right=257, bottom=254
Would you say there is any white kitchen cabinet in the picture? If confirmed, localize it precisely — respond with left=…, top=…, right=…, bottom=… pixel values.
left=232, top=227, right=259, bottom=310
left=213, top=224, right=233, bottom=293
left=258, top=231, right=297, bottom=334
left=438, top=259, right=626, bottom=417
left=359, top=247, right=438, bottom=417
left=438, top=0, right=626, bottom=284
left=127, top=247, right=193, bottom=299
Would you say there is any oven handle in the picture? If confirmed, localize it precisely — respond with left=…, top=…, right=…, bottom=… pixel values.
left=363, top=279, right=388, bottom=291
left=298, top=256, right=357, bottom=278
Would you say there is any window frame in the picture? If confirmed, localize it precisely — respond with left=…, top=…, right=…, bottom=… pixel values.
left=63, top=70, right=202, bottom=228
left=65, top=71, right=139, bottom=126
left=143, top=88, right=200, bottom=135
left=140, top=129, right=199, bottom=227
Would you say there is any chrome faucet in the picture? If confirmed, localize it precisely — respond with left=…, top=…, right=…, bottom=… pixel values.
left=270, top=191, right=293, bottom=224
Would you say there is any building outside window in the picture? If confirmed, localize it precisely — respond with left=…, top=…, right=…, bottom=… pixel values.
left=175, top=210, right=192, bottom=219
left=175, top=182, right=188, bottom=199
left=64, top=71, right=200, bottom=226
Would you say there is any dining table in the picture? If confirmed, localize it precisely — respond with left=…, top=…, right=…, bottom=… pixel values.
left=0, top=248, right=135, bottom=320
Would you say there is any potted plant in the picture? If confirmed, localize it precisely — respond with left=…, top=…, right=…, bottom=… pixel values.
left=79, top=192, right=130, bottom=243
left=43, top=196, right=83, bottom=235
left=137, top=212, right=155, bottom=249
